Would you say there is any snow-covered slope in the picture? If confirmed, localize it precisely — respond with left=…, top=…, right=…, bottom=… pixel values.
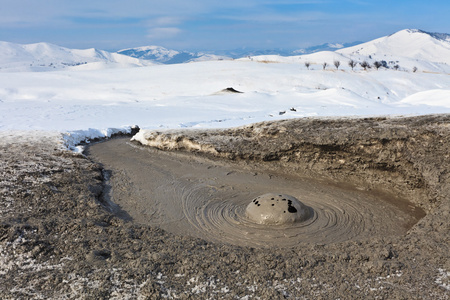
left=338, top=29, right=450, bottom=63
left=0, top=41, right=151, bottom=72
left=1, top=59, right=449, bottom=135
left=334, top=29, right=450, bottom=72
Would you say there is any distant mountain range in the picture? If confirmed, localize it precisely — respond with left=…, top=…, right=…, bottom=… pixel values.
left=1, top=29, right=449, bottom=71
left=117, top=46, right=229, bottom=64
left=117, top=42, right=362, bottom=64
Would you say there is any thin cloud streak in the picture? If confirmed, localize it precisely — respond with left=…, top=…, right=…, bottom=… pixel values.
left=147, top=27, right=182, bottom=39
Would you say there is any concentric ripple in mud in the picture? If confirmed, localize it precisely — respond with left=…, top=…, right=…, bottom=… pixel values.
left=88, top=138, right=421, bottom=248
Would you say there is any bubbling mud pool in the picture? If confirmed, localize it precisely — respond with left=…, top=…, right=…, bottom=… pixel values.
left=87, top=138, right=423, bottom=248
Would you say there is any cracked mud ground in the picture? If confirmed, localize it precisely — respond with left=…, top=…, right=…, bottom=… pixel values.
left=1, top=115, right=449, bottom=299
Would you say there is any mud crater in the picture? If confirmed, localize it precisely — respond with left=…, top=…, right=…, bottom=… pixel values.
left=88, top=130, right=427, bottom=247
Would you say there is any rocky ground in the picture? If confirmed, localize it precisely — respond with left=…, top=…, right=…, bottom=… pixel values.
left=0, top=115, right=449, bottom=299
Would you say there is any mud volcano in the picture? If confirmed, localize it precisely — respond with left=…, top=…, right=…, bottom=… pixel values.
left=2, top=115, right=448, bottom=299
left=246, top=193, right=311, bottom=224
left=87, top=131, right=424, bottom=247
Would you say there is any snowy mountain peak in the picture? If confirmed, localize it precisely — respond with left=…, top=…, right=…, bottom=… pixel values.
left=390, top=28, right=450, bottom=42
left=402, top=28, right=422, bottom=35
left=398, top=28, right=450, bottom=41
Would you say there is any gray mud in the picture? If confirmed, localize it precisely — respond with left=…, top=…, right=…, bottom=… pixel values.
left=1, top=115, right=449, bottom=299
left=87, top=138, right=422, bottom=248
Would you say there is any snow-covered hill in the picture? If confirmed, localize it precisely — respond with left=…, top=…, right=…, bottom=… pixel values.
left=238, top=29, right=450, bottom=74
left=333, top=29, right=450, bottom=72
left=338, top=29, right=450, bottom=64
left=0, top=41, right=151, bottom=72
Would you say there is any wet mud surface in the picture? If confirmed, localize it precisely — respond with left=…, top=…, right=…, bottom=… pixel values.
left=87, top=138, right=422, bottom=248
left=1, top=115, right=449, bottom=299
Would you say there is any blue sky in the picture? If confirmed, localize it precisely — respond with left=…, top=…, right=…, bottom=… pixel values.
left=1, top=0, right=449, bottom=51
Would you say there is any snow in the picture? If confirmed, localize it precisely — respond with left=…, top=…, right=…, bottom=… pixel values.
left=399, top=89, right=450, bottom=108
left=337, top=29, right=450, bottom=73
left=0, top=41, right=151, bottom=72
left=1, top=29, right=450, bottom=151
left=62, top=127, right=137, bottom=152
left=435, top=268, right=450, bottom=291
left=338, top=29, right=450, bottom=64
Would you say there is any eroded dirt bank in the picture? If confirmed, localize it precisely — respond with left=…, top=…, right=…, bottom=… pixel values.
left=0, top=115, right=449, bottom=299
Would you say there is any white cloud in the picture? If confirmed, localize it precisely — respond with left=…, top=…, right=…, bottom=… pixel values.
left=153, top=16, right=183, bottom=26
left=145, top=16, right=184, bottom=41
left=147, top=27, right=182, bottom=39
